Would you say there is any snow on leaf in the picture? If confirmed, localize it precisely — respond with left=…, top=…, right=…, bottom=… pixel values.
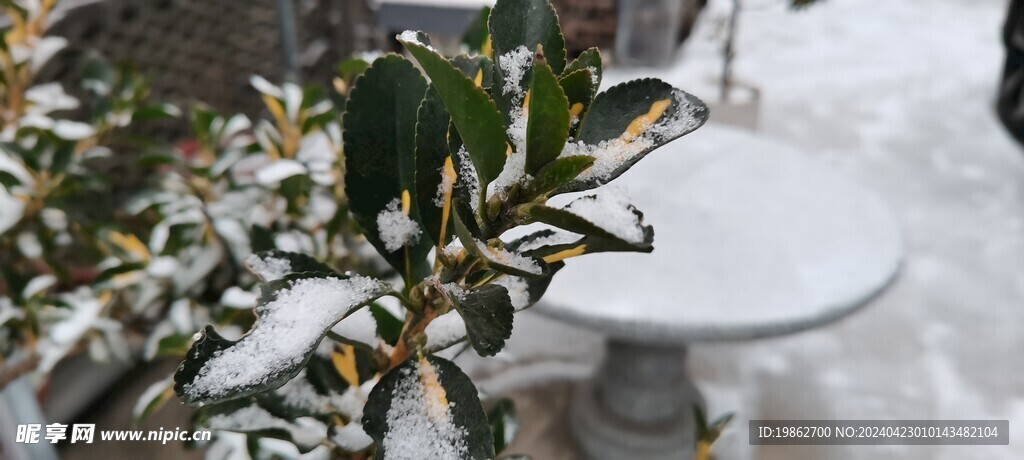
left=331, top=422, right=374, bottom=452
left=255, top=159, right=307, bottom=185
left=562, top=189, right=646, bottom=244
left=558, top=81, right=708, bottom=192
left=175, top=274, right=389, bottom=405
left=424, top=310, right=467, bottom=352
left=331, top=307, right=379, bottom=349
left=363, top=356, right=493, bottom=460
left=376, top=197, right=423, bottom=252
left=200, top=401, right=328, bottom=452
left=245, top=250, right=336, bottom=282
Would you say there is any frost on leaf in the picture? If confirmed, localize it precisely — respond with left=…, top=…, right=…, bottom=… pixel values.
left=474, top=240, right=542, bottom=276
left=523, top=189, right=654, bottom=251
left=174, top=274, right=389, bottom=405
left=245, top=250, right=336, bottom=282
left=563, top=189, right=646, bottom=245
left=363, top=356, right=493, bottom=460
left=377, top=198, right=423, bottom=252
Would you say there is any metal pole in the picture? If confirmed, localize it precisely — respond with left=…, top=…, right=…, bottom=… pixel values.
left=276, top=0, right=300, bottom=83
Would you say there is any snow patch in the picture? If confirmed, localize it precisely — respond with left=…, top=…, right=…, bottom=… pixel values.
left=377, top=198, right=422, bottom=252
left=182, top=276, right=388, bottom=402
left=382, top=359, right=468, bottom=459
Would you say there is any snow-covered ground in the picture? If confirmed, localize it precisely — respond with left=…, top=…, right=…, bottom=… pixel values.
left=652, top=0, right=1023, bottom=458
left=468, top=0, right=1024, bottom=458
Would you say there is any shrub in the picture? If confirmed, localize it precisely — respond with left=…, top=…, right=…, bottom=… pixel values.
left=171, top=0, right=708, bottom=457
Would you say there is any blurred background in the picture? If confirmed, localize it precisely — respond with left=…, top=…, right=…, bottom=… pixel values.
left=1, top=0, right=1021, bottom=459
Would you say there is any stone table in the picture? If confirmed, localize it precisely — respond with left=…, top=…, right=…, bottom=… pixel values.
left=534, top=124, right=904, bottom=459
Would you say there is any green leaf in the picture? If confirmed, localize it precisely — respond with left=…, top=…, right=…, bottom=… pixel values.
left=564, top=79, right=709, bottom=192
left=558, top=68, right=596, bottom=135
left=487, top=398, right=520, bottom=453
left=337, top=57, right=371, bottom=81
left=155, top=333, right=194, bottom=358
left=133, top=378, right=175, bottom=425
left=0, top=170, right=22, bottom=189
left=245, top=250, right=337, bottom=281
left=563, top=47, right=602, bottom=89
left=399, top=34, right=508, bottom=189
left=453, top=284, right=514, bottom=357
left=363, top=356, right=494, bottom=460
left=343, top=54, right=432, bottom=283
left=451, top=54, right=494, bottom=90
left=370, top=303, right=405, bottom=346
left=132, top=103, right=181, bottom=122
left=489, top=0, right=567, bottom=125
left=174, top=273, right=389, bottom=405
left=195, top=398, right=325, bottom=452
left=448, top=130, right=484, bottom=236
left=518, top=194, right=654, bottom=251
left=94, top=261, right=145, bottom=283
left=454, top=211, right=548, bottom=278
left=462, top=6, right=492, bottom=55
left=527, top=155, right=593, bottom=197
left=414, top=86, right=454, bottom=248
left=251, top=225, right=275, bottom=252
left=524, top=52, right=570, bottom=175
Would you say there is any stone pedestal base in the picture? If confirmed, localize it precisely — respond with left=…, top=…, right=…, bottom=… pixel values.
left=569, top=340, right=705, bottom=460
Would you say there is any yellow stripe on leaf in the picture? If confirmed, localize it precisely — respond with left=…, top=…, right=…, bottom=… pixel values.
left=108, top=231, right=151, bottom=262
left=401, top=189, right=412, bottom=215
left=569, top=102, right=585, bottom=118
left=417, top=357, right=450, bottom=420
left=542, top=244, right=586, bottom=263
left=438, top=156, right=457, bottom=248
left=332, top=345, right=361, bottom=388
left=620, top=98, right=672, bottom=143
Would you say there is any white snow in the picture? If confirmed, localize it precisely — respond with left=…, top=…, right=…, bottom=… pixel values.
left=204, top=404, right=326, bottom=449
left=562, top=188, right=645, bottom=244
left=492, top=275, right=530, bottom=311
left=245, top=253, right=292, bottom=281
left=132, top=378, right=172, bottom=421
left=255, top=159, right=306, bottom=185
left=220, top=286, right=258, bottom=309
left=377, top=198, right=422, bottom=252
left=22, top=274, right=56, bottom=298
left=396, top=30, right=438, bottom=52
left=382, top=358, right=468, bottom=460
left=424, top=310, right=467, bottom=351
left=332, top=307, right=379, bottom=348
left=488, top=46, right=535, bottom=198
left=274, top=370, right=352, bottom=415
left=250, top=75, right=284, bottom=99
left=475, top=239, right=542, bottom=275
left=146, top=256, right=179, bottom=278
left=558, top=89, right=704, bottom=184
left=454, top=147, right=481, bottom=212
left=498, top=46, right=532, bottom=99
left=182, top=276, right=389, bottom=402
left=432, top=164, right=456, bottom=207
left=514, top=230, right=582, bottom=253
left=332, top=422, right=373, bottom=452
left=473, top=2, right=1024, bottom=459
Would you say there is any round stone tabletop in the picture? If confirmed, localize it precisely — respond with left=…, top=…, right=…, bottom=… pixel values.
left=535, top=124, right=904, bottom=344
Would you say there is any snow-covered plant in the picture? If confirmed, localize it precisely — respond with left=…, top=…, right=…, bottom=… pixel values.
left=171, top=0, right=707, bottom=457
left=0, top=0, right=178, bottom=384
left=119, top=77, right=385, bottom=422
